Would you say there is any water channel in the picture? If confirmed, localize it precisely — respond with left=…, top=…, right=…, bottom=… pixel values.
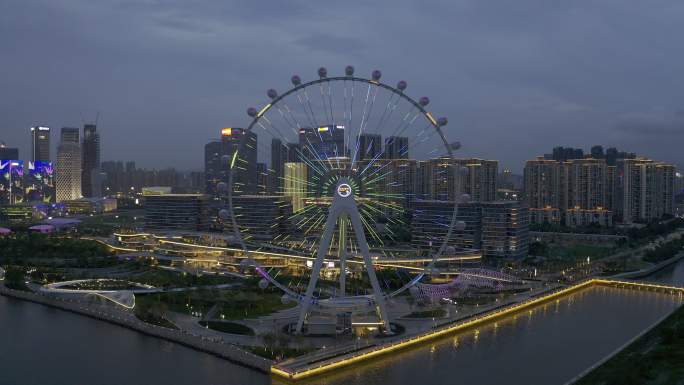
left=1, top=261, right=683, bottom=385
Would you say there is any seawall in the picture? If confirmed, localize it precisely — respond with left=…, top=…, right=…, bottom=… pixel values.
left=0, top=286, right=272, bottom=373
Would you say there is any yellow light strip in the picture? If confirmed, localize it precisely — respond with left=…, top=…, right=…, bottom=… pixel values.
left=113, top=233, right=150, bottom=237
left=257, top=103, right=272, bottom=118
left=85, top=238, right=138, bottom=252
left=271, top=279, right=684, bottom=380
left=425, top=112, right=438, bottom=126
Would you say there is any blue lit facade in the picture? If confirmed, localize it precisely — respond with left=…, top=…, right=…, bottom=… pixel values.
left=0, top=160, right=25, bottom=204
left=26, top=161, right=55, bottom=203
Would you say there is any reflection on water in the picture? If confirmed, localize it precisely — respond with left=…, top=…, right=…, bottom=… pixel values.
left=287, top=286, right=682, bottom=385
left=0, top=295, right=270, bottom=385
left=2, top=261, right=684, bottom=385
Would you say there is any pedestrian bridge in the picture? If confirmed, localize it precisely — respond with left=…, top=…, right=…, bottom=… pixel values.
left=39, top=279, right=156, bottom=309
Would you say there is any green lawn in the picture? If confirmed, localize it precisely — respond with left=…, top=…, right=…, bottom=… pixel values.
left=138, top=289, right=295, bottom=320
left=547, top=243, right=615, bottom=260
left=133, top=297, right=178, bottom=329
left=130, top=269, right=237, bottom=289
left=216, top=291, right=296, bottom=320
left=0, top=234, right=112, bottom=262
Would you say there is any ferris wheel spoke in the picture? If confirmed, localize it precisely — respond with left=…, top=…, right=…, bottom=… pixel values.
left=326, top=81, right=335, bottom=127
left=371, top=92, right=399, bottom=139
left=232, top=69, right=455, bottom=333
left=295, top=92, right=318, bottom=131
left=302, top=89, right=321, bottom=128
left=275, top=104, right=303, bottom=137
left=402, top=122, right=445, bottom=159
left=350, top=83, right=372, bottom=164
left=318, top=83, right=331, bottom=125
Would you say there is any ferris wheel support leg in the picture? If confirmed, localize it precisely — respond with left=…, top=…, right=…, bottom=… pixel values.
left=348, top=209, right=391, bottom=332
left=338, top=215, right=347, bottom=297
left=295, top=210, right=338, bottom=334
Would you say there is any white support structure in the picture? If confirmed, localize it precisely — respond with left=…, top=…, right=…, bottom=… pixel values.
left=295, top=179, right=390, bottom=334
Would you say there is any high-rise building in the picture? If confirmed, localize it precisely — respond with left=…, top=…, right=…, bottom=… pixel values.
left=284, top=162, right=308, bottom=212
left=101, top=161, right=198, bottom=195
left=204, top=128, right=258, bottom=196
left=56, top=127, right=82, bottom=202
left=419, top=157, right=498, bottom=202
left=616, top=158, right=675, bottom=223
left=359, top=158, right=417, bottom=207
left=61, top=127, right=80, bottom=143
left=411, top=200, right=529, bottom=258
left=525, top=154, right=674, bottom=226
left=25, top=161, right=55, bottom=203
left=357, top=133, right=382, bottom=161
left=385, top=159, right=418, bottom=205
left=204, top=140, right=224, bottom=195
left=0, top=160, right=24, bottom=204
left=270, top=139, right=299, bottom=194
left=224, top=127, right=257, bottom=196
left=384, top=136, right=408, bottom=159
left=144, top=193, right=210, bottom=231
left=606, top=165, right=617, bottom=213
left=256, top=162, right=269, bottom=195
left=30, top=126, right=51, bottom=162
left=524, top=157, right=570, bottom=224
left=675, top=171, right=684, bottom=195
left=480, top=201, right=529, bottom=259
left=0, top=143, right=19, bottom=160
left=299, top=125, right=346, bottom=160
left=230, top=195, right=293, bottom=241
left=568, top=158, right=607, bottom=210
left=524, top=157, right=611, bottom=226
left=550, top=146, right=583, bottom=162
left=461, top=159, right=498, bottom=202
left=81, top=124, right=101, bottom=198
left=0, top=142, right=21, bottom=205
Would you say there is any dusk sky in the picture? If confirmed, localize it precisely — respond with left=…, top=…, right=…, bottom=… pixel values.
left=2, top=0, right=684, bottom=172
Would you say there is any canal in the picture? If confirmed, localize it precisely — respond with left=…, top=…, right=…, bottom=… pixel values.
left=1, top=261, right=683, bottom=385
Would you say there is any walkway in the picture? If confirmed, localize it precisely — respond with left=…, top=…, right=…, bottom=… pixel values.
left=272, top=279, right=684, bottom=381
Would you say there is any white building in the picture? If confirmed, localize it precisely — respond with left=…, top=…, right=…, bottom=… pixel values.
left=55, top=128, right=82, bottom=202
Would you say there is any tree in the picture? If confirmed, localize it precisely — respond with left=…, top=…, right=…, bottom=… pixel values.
left=261, top=332, right=277, bottom=353
left=4, top=266, right=27, bottom=290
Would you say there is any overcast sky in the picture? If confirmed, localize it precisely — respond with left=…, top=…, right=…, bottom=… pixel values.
left=1, top=0, right=683, bottom=172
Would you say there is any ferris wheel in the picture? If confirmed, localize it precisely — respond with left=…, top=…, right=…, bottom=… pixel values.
left=226, top=66, right=460, bottom=334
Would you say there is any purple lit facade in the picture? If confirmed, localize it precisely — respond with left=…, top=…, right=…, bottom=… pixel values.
left=0, top=160, right=25, bottom=204
left=26, top=161, right=55, bottom=203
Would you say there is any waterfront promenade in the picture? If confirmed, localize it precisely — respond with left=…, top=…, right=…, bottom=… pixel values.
left=3, top=277, right=683, bottom=383
left=272, top=279, right=684, bottom=381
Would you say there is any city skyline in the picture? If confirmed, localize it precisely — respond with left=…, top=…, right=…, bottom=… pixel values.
left=4, top=3, right=684, bottom=384
left=2, top=1, right=684, bottom=172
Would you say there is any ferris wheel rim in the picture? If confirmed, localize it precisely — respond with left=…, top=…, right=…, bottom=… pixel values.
left=226, top=69, right=461, bottom=300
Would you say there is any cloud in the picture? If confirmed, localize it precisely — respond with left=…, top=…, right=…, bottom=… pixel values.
left=615, top=116, right=684, bottom=136
left=295, top=34, right=368, bottom=56
left=2, top=0, right=684, bottom=172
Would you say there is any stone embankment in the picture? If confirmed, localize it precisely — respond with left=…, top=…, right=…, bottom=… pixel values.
left=611, top=252, right=684, bottom=280
left=0, top=286, right=272, bottom=373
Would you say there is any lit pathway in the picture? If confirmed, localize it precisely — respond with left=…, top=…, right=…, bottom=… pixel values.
left=272, top=279, right=684, bottom=381
left=165, top=311, right=259, bottom=346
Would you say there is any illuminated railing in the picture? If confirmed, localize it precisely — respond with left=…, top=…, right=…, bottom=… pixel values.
left=84, top=237, right=138, bottom=252
left=271, top=279, right=684, bottom=380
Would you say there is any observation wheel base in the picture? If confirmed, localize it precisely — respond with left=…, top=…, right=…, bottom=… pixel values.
left=282, top=319, right=403, bottom=338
